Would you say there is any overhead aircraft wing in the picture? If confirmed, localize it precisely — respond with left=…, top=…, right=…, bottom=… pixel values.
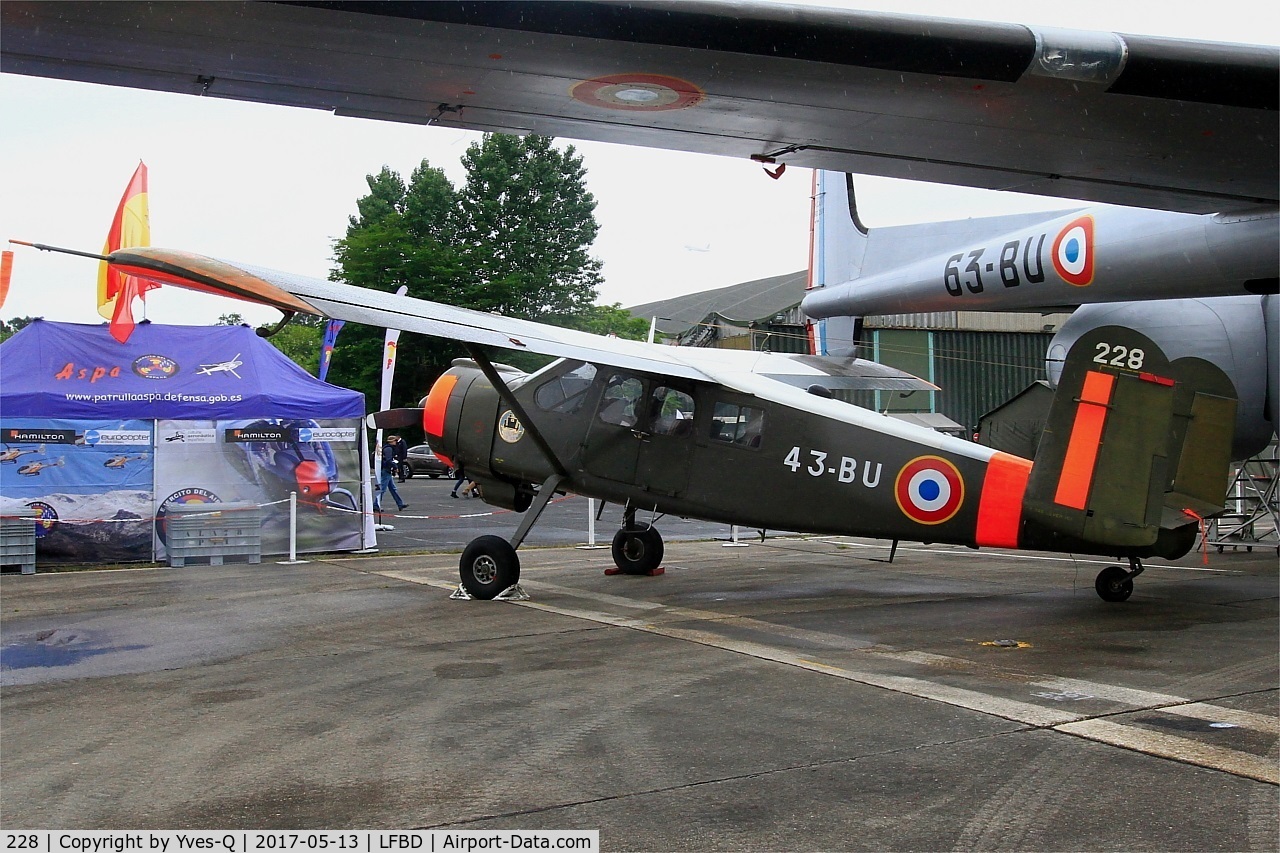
left=2, top=1, right=1275, bottom=213
left=103, top=246, right=934, bottom=395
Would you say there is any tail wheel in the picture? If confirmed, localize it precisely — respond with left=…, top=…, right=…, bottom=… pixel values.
left=1095, top=565, right=1134, bottom=602
left=611, top=524, right=664, bottom=575
left=459, top=535, right=520, bottom=599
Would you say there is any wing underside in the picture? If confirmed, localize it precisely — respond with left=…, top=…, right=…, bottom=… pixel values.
left=2, top=1, right=1275, bottom=212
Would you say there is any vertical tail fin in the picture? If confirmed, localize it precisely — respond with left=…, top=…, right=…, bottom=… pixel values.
left=1021, top=325, right=1237, bottom=558
left=809, top=171, right=869, bottom=357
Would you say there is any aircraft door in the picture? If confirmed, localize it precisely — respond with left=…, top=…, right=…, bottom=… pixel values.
left=583, top=374, right=647, bottom=483
left=635, top=384, right=696, bottom=497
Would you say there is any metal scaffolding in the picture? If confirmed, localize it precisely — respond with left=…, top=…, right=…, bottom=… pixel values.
left=1206, top=441, right=1279, bottom=553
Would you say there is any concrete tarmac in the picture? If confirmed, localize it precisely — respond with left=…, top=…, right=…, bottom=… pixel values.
left=1, top=504, right=1277, bottom=849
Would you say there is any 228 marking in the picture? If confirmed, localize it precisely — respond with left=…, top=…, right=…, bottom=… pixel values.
left=1093, top=342, right=1145, bottom=370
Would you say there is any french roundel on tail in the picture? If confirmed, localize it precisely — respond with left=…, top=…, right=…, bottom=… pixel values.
left=1051, top=215, right=1095, bottom=287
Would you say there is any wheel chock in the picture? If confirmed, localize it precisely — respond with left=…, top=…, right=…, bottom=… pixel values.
left=603, top=567, right=665, bottom=577
left=449, top=584, right=473, bottom=600
left=495, top=583, right=530, bottom=601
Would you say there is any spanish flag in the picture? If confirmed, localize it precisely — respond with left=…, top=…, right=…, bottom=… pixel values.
left=97, top=162, right=157, bottom=342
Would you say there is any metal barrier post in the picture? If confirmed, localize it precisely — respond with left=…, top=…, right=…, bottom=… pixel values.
left=277, top=492, right=309, bottom=565
left=577, top=497, right=607, bottom=550
left=723, top=524, right=750, bottom=547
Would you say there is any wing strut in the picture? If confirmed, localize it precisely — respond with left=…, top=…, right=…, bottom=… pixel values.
left=509, top=473, right=568, bottom=550
left=462, top=343, right=568, bottom=478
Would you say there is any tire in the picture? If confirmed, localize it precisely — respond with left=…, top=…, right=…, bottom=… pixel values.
left=1095, top=566, right=1134, bottom=602
left=398, top=462, right=413, bottom=481
left=459, top=535, right=520, bottom=599
left=611, top=524, right=664, bottom=575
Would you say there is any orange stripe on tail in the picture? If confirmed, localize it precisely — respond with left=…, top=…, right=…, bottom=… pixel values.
left=1054, top=371, right=1115, bottom=510
left=976, top=452, right=1033, bottom=548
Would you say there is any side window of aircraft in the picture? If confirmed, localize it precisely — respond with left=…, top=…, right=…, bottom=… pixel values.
left=598, top=375, right=644, bottom=428
left=649, top=386, right=696, bottom=437
left=710, top=402, right=765, bottom=448
left=534, top=362, right=598, bottom=413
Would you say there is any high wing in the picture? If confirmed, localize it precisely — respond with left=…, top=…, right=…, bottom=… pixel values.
left=104, top=246, right=936, bottom=401
left=2, top=1, right=1275, bottom=214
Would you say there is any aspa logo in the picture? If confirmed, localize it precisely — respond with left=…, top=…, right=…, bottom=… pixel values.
left=1051, top=215, right=1095, bottom=287
left=132, top=354, right=180, bottom=380
left=894, top=456, right=965, bottom=526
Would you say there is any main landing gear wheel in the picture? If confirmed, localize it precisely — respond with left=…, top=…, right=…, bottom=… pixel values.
left=459, top=535, right=520, bottom=600
left=611, top=524, right=664, bottom=575
left=1095, top=565, right=1134, bottom=603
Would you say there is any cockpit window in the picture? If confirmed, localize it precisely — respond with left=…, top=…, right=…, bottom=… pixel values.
left=534, top=362, right=597, bottom=413
left=710, top=401, right=765, bottom=448
left=597, top=375, right=644, bottom=427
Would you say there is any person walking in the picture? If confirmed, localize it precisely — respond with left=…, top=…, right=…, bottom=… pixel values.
left=449, top=462, right=468, bottom=499
left=376, top=435, right=408, bottom=512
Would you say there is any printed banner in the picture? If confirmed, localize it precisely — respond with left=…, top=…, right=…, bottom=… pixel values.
left=153, top=417, right=364, bottom=558
left=0, top=418, right=155, bottom=562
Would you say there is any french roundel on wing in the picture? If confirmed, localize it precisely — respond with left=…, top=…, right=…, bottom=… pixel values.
left=1051, top=215, right=1095, bottom=287
left=894, top=456, right=965, bottom=525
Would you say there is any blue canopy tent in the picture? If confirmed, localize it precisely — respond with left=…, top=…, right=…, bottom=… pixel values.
left=0, top=320, right=369, bottom=564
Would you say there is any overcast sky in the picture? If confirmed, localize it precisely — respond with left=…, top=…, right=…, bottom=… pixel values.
left=1, top=0, right=1275, bottom=328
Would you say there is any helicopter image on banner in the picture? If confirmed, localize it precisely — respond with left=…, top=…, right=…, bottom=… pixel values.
left=67, top=247, right=1238, bottom=606
left=224, top=418, right=359, bottom=514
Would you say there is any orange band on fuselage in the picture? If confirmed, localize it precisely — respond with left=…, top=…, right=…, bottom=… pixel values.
left=1053, top=370, right=1115, bottom=511
left=423, top=373, right=458, bottom=438
left=975, top=451, right=1033, bottom=548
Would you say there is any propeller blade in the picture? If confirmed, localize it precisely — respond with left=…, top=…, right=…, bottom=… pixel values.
left=366, top=408, right=423, bottom=430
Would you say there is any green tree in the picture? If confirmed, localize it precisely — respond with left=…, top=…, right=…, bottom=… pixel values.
left=0, top=316, right=36, bottom=344
left=262, top=314, right=324, bottom=376
left=327, top=136, right=609, bottom=414
left=559, top=303, right=650, bottom=340
left=455, top=134, right=603, bottom=318
left=327, top=163, right=466, bottom=410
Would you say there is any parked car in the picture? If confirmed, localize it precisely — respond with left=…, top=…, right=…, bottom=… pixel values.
left=405, top=444, right=450, bottom=478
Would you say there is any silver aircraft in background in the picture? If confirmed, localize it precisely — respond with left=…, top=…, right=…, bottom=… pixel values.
left=804, top=171, right=1278, bottom=461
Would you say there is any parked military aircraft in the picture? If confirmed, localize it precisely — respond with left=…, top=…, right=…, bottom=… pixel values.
left=805, top=172, right=1279, bottom=461
left=15, top=244, right=1239, bottom=604
left=5, top=4, right=1272, bottom=436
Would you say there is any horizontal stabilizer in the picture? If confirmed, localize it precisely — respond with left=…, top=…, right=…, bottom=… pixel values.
left=764, top=354, right=938, bottom=392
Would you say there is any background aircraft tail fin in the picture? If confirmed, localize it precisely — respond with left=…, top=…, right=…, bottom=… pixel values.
left=809, top=172, right=869, bottom=357
left=1020, top=325, right=1237, bottom=558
